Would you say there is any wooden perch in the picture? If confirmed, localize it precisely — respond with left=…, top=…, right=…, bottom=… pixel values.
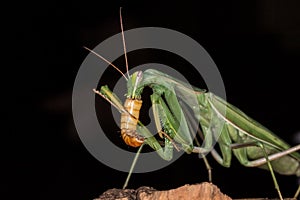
left=95, top=182, right=231, bottom=200
left=94, top=182, right=297, bottom=200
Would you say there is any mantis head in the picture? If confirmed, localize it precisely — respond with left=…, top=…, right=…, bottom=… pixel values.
left=127, top=71, right=144, bottom=99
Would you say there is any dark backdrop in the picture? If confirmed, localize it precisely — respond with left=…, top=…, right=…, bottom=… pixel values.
left=4, top=1, right=300, bottom=199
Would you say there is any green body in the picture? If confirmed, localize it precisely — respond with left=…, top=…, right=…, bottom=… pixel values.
left=99, top=69, right=300, bottom=177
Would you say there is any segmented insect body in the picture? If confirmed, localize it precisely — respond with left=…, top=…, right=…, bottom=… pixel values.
left=121, top=98, right=144, bottom=147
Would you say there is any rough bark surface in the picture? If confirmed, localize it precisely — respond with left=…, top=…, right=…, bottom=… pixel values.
left=94, top=182, right=231, bottom=200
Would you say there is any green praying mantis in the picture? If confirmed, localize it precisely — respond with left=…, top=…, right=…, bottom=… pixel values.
left=88, top=8, right=300, bottom=200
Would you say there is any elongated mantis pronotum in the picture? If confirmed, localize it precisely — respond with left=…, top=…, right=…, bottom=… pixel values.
left=88, top=8, right=300, bottom=199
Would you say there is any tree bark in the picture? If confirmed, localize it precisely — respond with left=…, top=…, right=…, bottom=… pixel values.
left=95, top=182, right=297, bottom=200
left=95, top=182, right=231, bottom=200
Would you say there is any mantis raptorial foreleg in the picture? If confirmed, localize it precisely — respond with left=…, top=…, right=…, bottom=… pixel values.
left=122, top=89, right=191, bottom=188
left=154, top=88, right=194, bottom=151
left=123, top=87, right=213, bottom=187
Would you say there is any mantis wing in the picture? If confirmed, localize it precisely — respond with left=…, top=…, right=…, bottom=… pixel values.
left=140, top=69, right=300, bottom=161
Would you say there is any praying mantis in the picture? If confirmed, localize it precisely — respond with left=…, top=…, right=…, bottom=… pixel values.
left=88, top=8, right=300, bottom=200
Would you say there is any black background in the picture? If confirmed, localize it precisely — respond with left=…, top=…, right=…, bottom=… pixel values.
left=4, top=1, right=300, bottom=199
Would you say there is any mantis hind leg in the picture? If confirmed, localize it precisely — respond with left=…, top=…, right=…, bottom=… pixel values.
left=229, top=141, right=284, bottom=199
left=259, top=143, right=283, bottom=200
left=230, top=142, right=300, bottom=199
left=260, top=144, right=300, bottom=199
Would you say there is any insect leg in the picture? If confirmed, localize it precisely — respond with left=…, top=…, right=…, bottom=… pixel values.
left=180, top=101, right=212, bottom=181
left=188, top=121, right=213, bottom=182
left=137, top=122, right=174, bottom=161
left=98, top=86, right=126, bottom=112
left=159, top=88, right=195, bottom=153
left=123, top=143, right=144, bottom=189
left=135, top=90, right=178, bottom=161
left=237, top=144, right=300, bottom=167
left=193, top=101, right=233, bottom=168
left=229, top=141, right=300, bottom=199
left=228, top=141, right=300, bottom=178
left=150, top=87, right=200, bottom=153
left=259, top=143, right=283, bottom=200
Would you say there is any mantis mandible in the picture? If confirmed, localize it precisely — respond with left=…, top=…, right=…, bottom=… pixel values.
left=88, top=8, right=300, bottom=200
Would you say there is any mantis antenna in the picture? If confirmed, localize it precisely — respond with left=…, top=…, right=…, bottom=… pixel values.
left=119, top=7, right=130, bottom=79
left=83, top=46, right=128, bottom=81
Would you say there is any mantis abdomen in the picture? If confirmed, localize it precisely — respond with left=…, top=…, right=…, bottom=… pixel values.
left=121, top=99, right=144, bottom=147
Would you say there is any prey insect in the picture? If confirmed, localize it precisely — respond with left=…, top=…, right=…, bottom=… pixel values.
left=88, top=8, right=300, bottom=199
